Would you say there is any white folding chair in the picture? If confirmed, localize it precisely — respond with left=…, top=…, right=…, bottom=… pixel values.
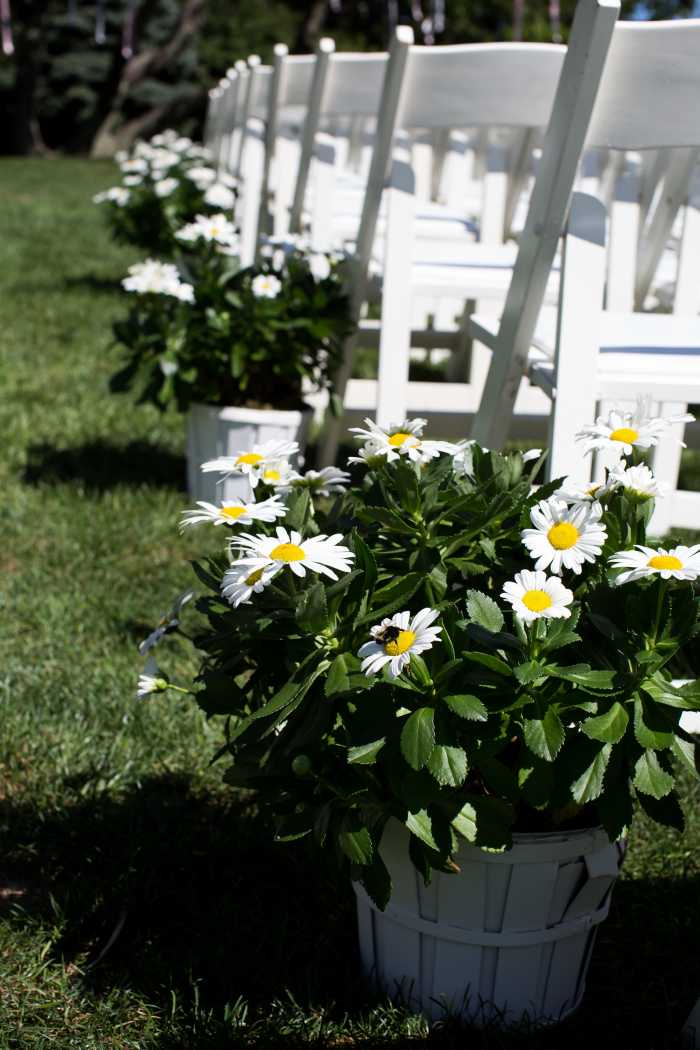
left=470, top=14, right=700, bottom=532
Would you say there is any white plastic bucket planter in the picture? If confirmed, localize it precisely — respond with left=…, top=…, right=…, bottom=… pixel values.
left=354, top=819, right=622, bottom=1028
left=185, top=402, right=313, bottom=503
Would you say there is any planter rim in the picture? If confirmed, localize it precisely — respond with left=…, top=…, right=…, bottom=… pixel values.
left=191, top=401, right=313, bottom=425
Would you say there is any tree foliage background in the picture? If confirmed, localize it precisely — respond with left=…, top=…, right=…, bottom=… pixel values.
left=0, top=0, right=695, bottom=156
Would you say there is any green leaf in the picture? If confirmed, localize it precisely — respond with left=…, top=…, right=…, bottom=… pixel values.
left=427, top=745, right=468, bottom=787
left=466, top=590, right=505, bottom=634
left=405, top=808, right=438, bottom=851
left=339, top=826, right=374, bottom=865
left=571, top=744, right=612, bottom=804
left=324, top=654, right=350, bottom=698
left=350, top=530, right=378, bottom=593
left=355, top=572, right=424, bottom=628
left=462, top=651, right=512, bottom=677
left=523, top=709, right=565, bottom=762
left=546, top=665, right=614, bottom=690
left=633, top=750, right=675, bottom=799
left=348, top=738, right=386, bottom=765
left=636, top=790, right=685, bottom=832
left=514, top=660, right=547, bottom=686
left=582, top=702, right=629, bottom=744
left=360, top=851, right=392, bottom=910
left=400, top=707, right=436, bottom=771
left=451, top=802, right=477, bottom=843
left=633, top=698, right=673, bottom=750
left=295, top=580, right=329, bottom=634
left=443, top=693, right=488, bottom=721
left=672, top=735, right=700, bottom=780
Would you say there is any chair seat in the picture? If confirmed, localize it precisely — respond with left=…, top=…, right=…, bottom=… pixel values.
left=472, top=308, right=700, bottom=401
left=401, top=245, right=561, bottom=303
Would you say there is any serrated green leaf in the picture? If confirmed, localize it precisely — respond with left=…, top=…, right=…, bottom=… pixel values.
left=633, top=698, right=673, bottom=749
left=339, top=826, right=374, bottom=865
left=514, top=660, right=547, bottom=685
left=360, top=850, right=392, bottom=910
left=466, top=590, right=505, bottom=633
left=347, top=738, right=386, bottom=764
left=571, top=744, right=612, bottom=803
left=400, top=707, right=435, bottom=770
left=427, top=745, right=468, bottom=787
left=295, top=579, right=329, bottom=634
left=672, top=735, right=700, bottom=780
left=582, top=702, right=629, bottom=744
left=633, top=750, right=675, bottom=799
left=547, top=664, right=614, bottom=690
left=523, top=709, right=565, bottom=762
left=451, top=801, right=478, bottom=843
left=443, top=693, right=488, bottom=721
left=324, top=654, right=350, bottom=698
left=636, top=790, right=685, bottom=832
left=405, top=808, right=438, bottom=851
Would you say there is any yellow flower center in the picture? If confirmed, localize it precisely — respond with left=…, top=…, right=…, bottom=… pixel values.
left=245, top=568, right=265, bottom=586
left=388, top=432, right=415, bottom=447
left=609, top=427, right=639, bottom=445
left=220, top=505, right=247, bottom=520
left=264, top=469, right=281, bottom=481
left=586, top=484, right=601, bottom=498
left=384, top=630, right=416, bottom=656
left=547, top=522, right=580, bottom=550
left=236, top=453, right=263, bottom=466
left=648, top=554, right=683, bottom=571
left=522, top=589, right=553, bottom=612
left=270, top=542, right=305, bottom=562
left=210, top=226, right=220, bottom=236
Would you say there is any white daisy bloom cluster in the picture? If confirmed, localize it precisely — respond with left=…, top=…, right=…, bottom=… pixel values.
left=121, top=259, right=194, bottom=303
left=258, top=236, right=335, bottom=282
left=201, top=440, right=299, bottom=489
left=349, top=417, right=459, bottom=466
left=358, top=609, right=442, bottom=679
left=609, top=544, right=700, bottom=585
left=222, top=527, right=355, bottom=607
left=203, top=182, right=236, bottom=210
left=251, top=274, right=283, bottom=299
left=501, top=570, right=574, bottom=624
left=93, top=186, right=130, bottom=206
left=576, top=399, right=694, bottom=458
left=176, top=213, right=239, bottom=251
left=185, top=165, right=218, bottom=189
left=179, top=495, right=286, bottom=531
left=154, top=177, right=179, bottom=198
left=522, top=497, right=607, bottom=575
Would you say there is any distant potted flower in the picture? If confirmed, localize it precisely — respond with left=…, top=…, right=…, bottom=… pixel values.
left=111, top=229, right=352, bottom=502
left=93, top=128, right=237, bottom=256
left=138, top=405, right=699, bottom=1028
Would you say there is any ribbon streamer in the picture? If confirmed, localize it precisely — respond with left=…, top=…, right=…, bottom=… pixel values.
left=0, top=0, right=13, bottom=56
left=121, top=0, right=138, bottom=59
left=95, top=0, right=106, bottom=44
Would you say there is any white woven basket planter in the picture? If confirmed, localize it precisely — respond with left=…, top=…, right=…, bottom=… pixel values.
left=185, top=402, right=313, bottom=503
left=354, top=819, right=623, bottom=1028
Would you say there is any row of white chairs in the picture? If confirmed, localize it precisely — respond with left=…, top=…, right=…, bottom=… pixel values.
left=204, top=0, right=700, bottom=533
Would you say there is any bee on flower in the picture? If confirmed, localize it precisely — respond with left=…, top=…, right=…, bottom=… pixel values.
left=521, top=497, right=607, bottom=574
left=179, top=495, right=287, bottom=530
left=358, top=609, right=442, bottom=678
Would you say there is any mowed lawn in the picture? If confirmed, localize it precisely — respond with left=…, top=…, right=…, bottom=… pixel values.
left=0, top=156, right=699, bottom=1050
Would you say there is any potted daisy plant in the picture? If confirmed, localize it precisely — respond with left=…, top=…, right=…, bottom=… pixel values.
left=110, top=228, right=352, bottom=503
left=137, top=405, right=699, bottom=1028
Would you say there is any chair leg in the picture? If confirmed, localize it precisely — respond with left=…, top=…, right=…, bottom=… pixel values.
left=649, top=400, right=687, bottom=537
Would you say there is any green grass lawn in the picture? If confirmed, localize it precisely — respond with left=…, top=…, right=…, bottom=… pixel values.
left=0, top=156, right=698, bottom=1050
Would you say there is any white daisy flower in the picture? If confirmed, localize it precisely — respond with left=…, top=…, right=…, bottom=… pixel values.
left=358, top=608, right=442, bottom=679
left=123, top=174, right=144, bottom=187
left=121, top=259, right=193, bottom=301
left=251, top=274, right=282, bottom=299
left=257, top=460, right=298, bottom=490
left=608, top=544, right=700, bottom=585
left=176, top=213, right=239, bottom=249
left=185, top=165, right=218, bottom=189
left=115, top=149, right=129, bottom=164
left=170, top=136, right=193, bottom=153
left=452, top=439, right=479, bottom=478
left=606, top=463, right=666, bottom=501
left=201, top=440, right=299, bottom=488
left=501, top=570, right=574, bottom=623
left=179, top=495, right=287, bottom=530
left=137, top=656, right=168, bottom=698
left=149, top=148, right=180, bottom=171
left=231, top=526, right=355, bottom=581
left=203, top=182, right=236, bottom=210
left=93, top=186, right=130, bottom=206
left=154, top=177, right=179, bottom=198
left=160, top=359, right=178, bottom=377
left=139, top=590, right=194, bottom=655
left=347, top=443, right=387, bottom=469
left=290, top=466, right=350, bottom=497
left=151, top=130, right=178, bottom=147
left=221, top=563, right=277, bottom=608
left=308, top=253, right=331, bottom=281
left=576, top=399, right=695, bottom=457
left=349, top=417, right=458, bottom=464
left=522, top=448, right=543, bottom=464
left=554, top=476, right=609, bottom=505
left=521, top=497, right=607, bottom=575
left=120, top=157, right=148, bottom=175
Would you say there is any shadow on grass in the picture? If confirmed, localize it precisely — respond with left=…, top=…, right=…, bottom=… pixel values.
left=23, top=439, right=186, bottom=492
left=0, top=775, right=697, bottom=1048
left=62, top=273, right=126, bottom=296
